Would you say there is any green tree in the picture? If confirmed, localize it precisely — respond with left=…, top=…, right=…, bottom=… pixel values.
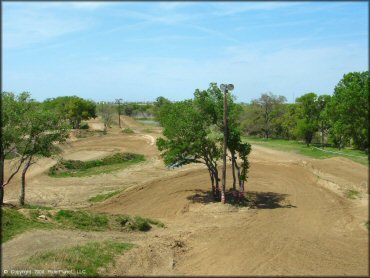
left=1, top=92, right=34, bottom=204
left=43, top=96, right=96, bottom=129
left=157, top=83, right=251, bottom=202
left=153, top=96, right=171, bottom=120
left=328, top=71, right=369, bottom=150
left=251, top=92, right=287, bottom=139
left=317, top=95, right=331, bottom=147
left=295, top=93, right=319, bottom=146
left=279, top=103, right=299, bottom=140
left=18, top=103, right=70, bottom=205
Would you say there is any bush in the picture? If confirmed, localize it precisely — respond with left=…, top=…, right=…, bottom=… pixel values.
left=48, top=152, right=145, bottom=177
left=122, top=128, right=134, bottom=134
left=116, top=215, right=164, bottom=231
left=80, top=122, right=89, bottom=129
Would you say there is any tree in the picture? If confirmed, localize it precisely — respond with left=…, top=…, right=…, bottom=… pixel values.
left=18, top=103, right=69, bottom=205
left=1, top=92, right=34, bottom=204
left=157, top=83, right=251, bottom=202
left=295, top=93, right=319, bottom=146
left=251, top=92, right=287, bottom=139
left=153, top=96, right=171, bottom=120
left=99, top=103, right=115, bottom=131
left=43, top=96, right=96, bottom=129
left=317, top=95, right=331, bottom=147
left=327, top=71, right=369, bottom=150
left=279, top=103, right=299, bottom=140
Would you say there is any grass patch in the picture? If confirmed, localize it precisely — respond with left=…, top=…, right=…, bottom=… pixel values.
left=143, top=128, right=153, bottom=133
left=27, top=240, right=134, bottom=276
left=54, top=210, right=109, bottom=231
left=49, top=152, right=145, bottom=177
left=243, top=136, right=368, bottom=165
left=2, top=207, right=164, bottom=243
left=88, top=190, right=123, bottom=203
left=345, top=189, right=360, bottom=199
left=22, top=204, right=53, bottom=210
left=2, top=208, right=53, bottom=243
left=136, top=119, right=160, bottom=126
left=122, top=128, right=134, bottom=134
left=116, top=215, right=165, bottom=231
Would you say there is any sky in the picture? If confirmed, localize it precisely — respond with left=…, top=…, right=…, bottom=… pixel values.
left=2, top=1, right=368, bottom=103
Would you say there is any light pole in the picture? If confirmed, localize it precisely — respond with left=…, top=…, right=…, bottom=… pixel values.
left=115, top=98, right=123, bottom=128
left=220, top=83, right=234, bottom=204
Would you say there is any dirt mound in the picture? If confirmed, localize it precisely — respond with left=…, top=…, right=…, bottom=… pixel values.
left=91, top=156, right=368, bottom=275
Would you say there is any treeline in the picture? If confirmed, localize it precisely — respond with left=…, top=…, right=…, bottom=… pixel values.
left=96, top=101, right=155, bottom=118
left=239, top=71, right=369, bottom=151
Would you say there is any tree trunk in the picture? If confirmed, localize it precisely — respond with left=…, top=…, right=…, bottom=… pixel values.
left=20, top=157, right=32, bottom=206
left=235, top=162, right=243, bottom=197
left=231, top=153, right=236, bottom=196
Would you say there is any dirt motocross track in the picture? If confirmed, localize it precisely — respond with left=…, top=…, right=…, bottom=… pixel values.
left=3, top=116, right=369, bottom=276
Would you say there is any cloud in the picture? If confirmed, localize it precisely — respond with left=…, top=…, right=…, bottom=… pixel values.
left=3, top=4, right=93, bottom=49
left=211, top=2, right=303, bottom=16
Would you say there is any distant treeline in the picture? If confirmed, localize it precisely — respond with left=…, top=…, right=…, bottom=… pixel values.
left=238, top=71, right=368, bottom=151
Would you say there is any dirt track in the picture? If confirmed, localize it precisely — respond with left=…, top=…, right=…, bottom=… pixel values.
left=3, top=117, right=369, bottom=276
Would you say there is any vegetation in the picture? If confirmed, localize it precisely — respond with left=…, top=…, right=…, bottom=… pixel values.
left=3, top=207, right=165, bottom=243
left=43, top=96, right=96, bottom=129
left=156, top=83, right=251, bottom=202
left=2, top=208, right=53, bottom=242
left=27, top=241, right=134, bottom=276
left=116, top=215, right=165, bottom=231
left=239, top=71, right=369, bottom=152
left=54, top=210, right=109, bottom=231
left=122, top=127, right=134, bottom=134
left=1, top=92, right=70, bottom=206
left=345, top=189, right=360, bottom=200
left=49, top=153, right=145, bottom=177
left=88, top=190, right=123, bottom=203
left=243, top=136, right=367, bottom=165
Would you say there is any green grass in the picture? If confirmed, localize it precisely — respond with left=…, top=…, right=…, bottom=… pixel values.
left=116, top=215, right=165, bottom=231
left=345, top=189, right=360, bottom=199
left=2, top=208, right=53, bottom=243
left=22, top=204, right=53, bottom=210
left=49, top=152, right=145, bottom=177
left=88, top=190, right=123, bottom=203
left=27, top=241, right=134, bottom=276
left=143, top=128, right=153, bottom=133
left=122, top=127, right=134, bottom=134
left=2, top=207, right=165, bottom=243
left=243, top=136, right=368, bottom=165
left=54, top=210, right=109, bottom=231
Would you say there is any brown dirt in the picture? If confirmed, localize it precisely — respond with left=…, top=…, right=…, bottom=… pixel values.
left=2, top=117, right=368, bottom=276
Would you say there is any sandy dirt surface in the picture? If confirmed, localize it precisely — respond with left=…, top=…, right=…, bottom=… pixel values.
left=3, top=117, right=368, bottom=276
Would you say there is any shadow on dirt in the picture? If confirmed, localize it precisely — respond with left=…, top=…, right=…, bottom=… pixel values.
left=187, top=189, right=296, bottom=209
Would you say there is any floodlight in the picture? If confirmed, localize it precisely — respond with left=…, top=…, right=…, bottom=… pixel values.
left=227, top=84, right=234, bottom=91
left=220, top=84, right=227, bottom=91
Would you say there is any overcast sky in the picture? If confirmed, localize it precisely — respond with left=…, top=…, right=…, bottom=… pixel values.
left=3, top=1, right=368, bottom=103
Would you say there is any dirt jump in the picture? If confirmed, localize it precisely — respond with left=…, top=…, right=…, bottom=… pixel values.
left=3, top=117, right=368, bottom=276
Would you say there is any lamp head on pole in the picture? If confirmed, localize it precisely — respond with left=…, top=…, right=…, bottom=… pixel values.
left=220, top=83, right=234, bottom=92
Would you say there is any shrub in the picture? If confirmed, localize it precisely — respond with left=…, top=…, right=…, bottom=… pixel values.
left=122, top=128, right=134, bottom=134
left=80, top=122, right=89, bottom=129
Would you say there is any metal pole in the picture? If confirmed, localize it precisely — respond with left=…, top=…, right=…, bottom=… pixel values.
left=222, top=88, right=228, bottom=204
